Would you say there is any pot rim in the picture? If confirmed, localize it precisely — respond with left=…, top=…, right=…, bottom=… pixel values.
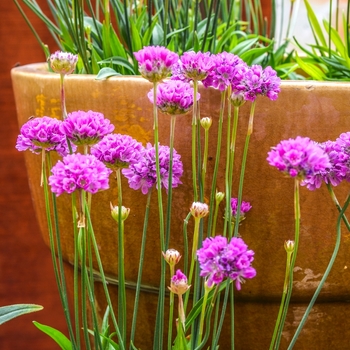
left=11, top=62, right=350, bottom=89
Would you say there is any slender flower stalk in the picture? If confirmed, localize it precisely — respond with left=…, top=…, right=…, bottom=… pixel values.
left=111, top=168, right=128, bottom=344
left=206, top=91, right=226, bottom=235
left=49, top=51, right=78, bottom=120
left=269, top=240, right=294, bottom=350
left=130, top=192, right=152, bottom=346
left=233, top=100, right=256, bottom=237
left=197, top=280, right=214, bottom=346
left=200, top=117, right=212, bottom=197
left=287, top=193, right=350, bottom=349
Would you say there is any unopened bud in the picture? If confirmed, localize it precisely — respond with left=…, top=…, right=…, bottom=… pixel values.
left=215, top=191, right=225, bottom=204
left=190, top=202, right=209, bottom=218
left=168, top=269, right=190, bottom=295
left=162, top=249, right=182, bottom=266
left=110, top=203, right=130, bottom=222
left=200, top=117, right=212, bottom=130
left=230, top=91, right=246, bottom=107
left=49, top=51, right=78, bottom=75
left=284, top=240, right=295, bottom=253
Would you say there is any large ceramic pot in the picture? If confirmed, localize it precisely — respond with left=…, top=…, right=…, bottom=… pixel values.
left=12, top=63, right=350, bottom=349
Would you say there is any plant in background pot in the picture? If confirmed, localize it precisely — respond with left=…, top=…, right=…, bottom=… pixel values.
left=10, top=0, right=350, bottom=349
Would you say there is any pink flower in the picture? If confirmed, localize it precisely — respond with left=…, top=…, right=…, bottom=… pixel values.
left=197, top=235, right=256, bottom=290
left=173, top=51, right=215, bottom=81
left=49, top=51, right=78, bottom=75
left=122, top=143, right=183, bottom=194
left=91, top=133, right=143, bottom=170
left=235, top=65, right=281, bottom=101
left=61, top=110, right=115, bottom=146
left=16, top=116, right=74, bottom=156
left=134, top=46, right=179, bottom=83
left=49, top=153, right=112, bottom=196
left=267, top=136, right=331, bottom=179
left=148, top=80, right=199, bottom=115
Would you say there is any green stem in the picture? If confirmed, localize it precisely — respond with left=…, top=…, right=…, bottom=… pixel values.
left=165, top=115, right=177, bottom=249
left=130, top=191, right=152, bottom=347
left=116, top=168, right=127, bottom=343
left=192, top=81, right=199, bottom=201
left=167, top=264, right=175, bottom=350
left=197, top=282, right=212, bottom=346
left=84, top=203, right=125, bottom=349
left=233, top=101, right=256, bottom=238
left=60, top=73, right=67, bottom=120
left=206, top=91, right=226, bottom=236
left=274, top=179, right=301, bottom=349
left=44, top=153, right=77, bottom=349
left=152, top=81, right=166, bottom=349
left=269, top=247, right=294, bottom=350
left=226, top=107, right=239, bottom=238
left=184, top=216, right=200, bottom=312
left=326, top=183, right=350, bottom=231
left=287, top=192, right=350, bottom=349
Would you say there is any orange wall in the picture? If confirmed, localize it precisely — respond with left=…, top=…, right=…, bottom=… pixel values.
left=0, top=1, right=66, bottom=349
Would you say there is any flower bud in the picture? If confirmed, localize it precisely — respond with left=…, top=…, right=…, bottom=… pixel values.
left=190, top=202, right=209, bottom=218
left=215, top=191, right=225, bottom=204
left=200, top=117, right=212, bottom=130
left=284, top=240, right=295, bottom=253
left=49, top=51, right=78, bottom=75
left=230, top=91, right=246, bottom=107
left=162, top=249, right=182, bottom=266
left=168, top=269, right=190, bottom=295
left=110, top=203, right=130, bottom=222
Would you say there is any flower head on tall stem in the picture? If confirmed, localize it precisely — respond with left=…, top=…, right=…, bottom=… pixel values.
left=301, top=140, right=344, bottom=190
left=91, top=133, right=143, bottom=171
left=235, top=65, right=281, bottom=101
left=172, top=51, right=215, bottom=81
left=61, top=110, right=115, bottom=146
left=197, top=235, right=256, bottom=290
left=49, top=153, right=112, bottom=196
left=49, top=51, right=78, bottom=75
left=163, top=249, right=182, bottom=267
left=148, top=80, right=199, bottom=115
left=16, top=116, right=74, bottom=156
left=230, top=198, right=252, bottom=224
left=134, top=46, right=179, bottom=83
left=267, top=136, right=331, bottom=180
left=122, top=143, right=183, bottom=194
left=202, top=52, right=245, bottom=91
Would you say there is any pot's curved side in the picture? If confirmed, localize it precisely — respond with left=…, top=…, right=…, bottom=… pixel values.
left=12, top=63, right=350, bottom=349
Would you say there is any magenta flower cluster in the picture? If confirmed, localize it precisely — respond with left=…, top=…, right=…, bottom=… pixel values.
left=16, top=116, right=73, bottom=156
left=134, top=46, right=179, bottom=83
left=302, top=132, right=350, bottom=190
left=267, top=136, right=331, bottom=179
left=148, top=80, right=199, bottom=115
left=235, top=65, right=281, bottom=101
left=49, top=153, right=112, bottom=195
left=135, top=47, right=280, bottom=102
left=61, top=110, right=115, bottom=146
left=91, top=133, right=143, bottom=170
left=122, top=143, right=183, bottom=194
left=197, top=235, right=256, bottom=290
left=231, top=198, right=252, bottom=216
left=173, top=51, right=215, bottom=81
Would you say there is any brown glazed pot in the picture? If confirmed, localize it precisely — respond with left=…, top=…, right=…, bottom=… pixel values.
left=12, top=63, right=350, bottom=349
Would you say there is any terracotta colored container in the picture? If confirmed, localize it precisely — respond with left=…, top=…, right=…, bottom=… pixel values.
left=11, top=63, right=350, bottom=349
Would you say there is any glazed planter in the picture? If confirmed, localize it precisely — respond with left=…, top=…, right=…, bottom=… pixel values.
left=11, top=63, right=350, bottom=349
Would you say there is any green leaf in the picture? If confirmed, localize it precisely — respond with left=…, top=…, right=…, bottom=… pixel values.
left=231, top=37, right=259, bottom=56
left=33, top=321, right=72, bottom=350
left=95, top=68, right=121, bottom=80
left=304, top=0, right=327, bottom=48
left=240, top=41, right=274, bottom=65
left=98, top=57, right=135, bottom=74
left=294, top=51, right=326, bottom=80
left=0, top=304, right=43, bottom=325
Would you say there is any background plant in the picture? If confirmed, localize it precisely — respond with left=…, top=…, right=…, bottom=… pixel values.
left=14, top=0, right=300, bottom=78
